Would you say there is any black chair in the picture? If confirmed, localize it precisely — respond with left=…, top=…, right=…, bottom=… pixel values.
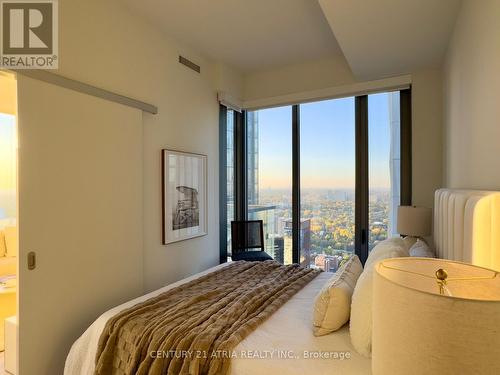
left=230, top=220, right=273, bottom=261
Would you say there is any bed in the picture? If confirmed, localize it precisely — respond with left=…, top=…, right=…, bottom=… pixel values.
left=65, top=188, right=500, bottom=375
left=65, top=262, right=371, bottom=375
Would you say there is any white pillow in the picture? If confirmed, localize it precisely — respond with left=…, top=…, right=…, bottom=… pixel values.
left=402, top=235, right=417, bottom=250
left=313, top=255, right=363, bottom=336
left=4, top=226, right=18, bottom=257
left=409, top=239, right=435, bottom=258
left=349, top=237, right=409, bottom=357
left=364, top=237, right=410, bottom=270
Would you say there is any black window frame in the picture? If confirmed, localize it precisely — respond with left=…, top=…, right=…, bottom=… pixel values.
left=219, top=88, right=412, bottom=265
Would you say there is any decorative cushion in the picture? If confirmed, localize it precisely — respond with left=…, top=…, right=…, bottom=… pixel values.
left=231, top=250, right=273, bottom=262
left=4, top=226, right=17, bottom=257
left=0, top=231, right=6, bottom=257
left=365, top=237, right=410, bottom=269
left=409, top=239, right=435, bottom=258
left=402, top=235, right=417, bottom=250
left=313, top=255, right=363, bottom=336
left=350, top=237, right=409, bottom=357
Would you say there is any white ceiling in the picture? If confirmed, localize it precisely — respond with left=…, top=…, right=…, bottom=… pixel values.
left=319, top=0, right=462, bottom=80
left=121, top=0, right=462, bottom=79
left=121, top=0, right=343, bottom=73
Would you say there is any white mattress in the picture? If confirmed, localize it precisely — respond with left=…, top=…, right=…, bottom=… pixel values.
left=64, top=263, right=371, bottom=375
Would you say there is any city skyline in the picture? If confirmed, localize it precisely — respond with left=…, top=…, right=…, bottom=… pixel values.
left=252, top=187, right=392, bottom=268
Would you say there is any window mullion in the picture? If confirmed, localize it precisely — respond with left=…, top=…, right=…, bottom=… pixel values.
left=400, top=89, right=412, bottom=206
left=355, top=96, right=369, bottom=264
left=292, top=104, right=300, bottom=264
left=219, top=105, right=228, bottom=263
left=235, top=110, right=247, bottom=221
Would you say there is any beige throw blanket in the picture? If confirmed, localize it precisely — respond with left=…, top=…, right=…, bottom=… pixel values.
left=95, top=260, right=320, bottom=375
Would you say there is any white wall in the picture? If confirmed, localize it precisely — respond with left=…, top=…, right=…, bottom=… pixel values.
left=242, top=59, right=442, bottom=209
left=211, top=62, right=244, bottom=101
left=411, top=68, right=443, bottom=207
left=443, top=0, right=500, bottom=190
left=56, top=0, right=227, bottom=294
left=244, top=55, right=356, bottom=101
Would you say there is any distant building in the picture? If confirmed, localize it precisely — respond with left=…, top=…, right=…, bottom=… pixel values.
left=226, top=112, right=235, bottom=252
left=314, top=254, right=340, bottom=272
left=273, top=236, right=284, bottom=264
left=281, top=218, right=312, bottom=266
left=247, top=111, right=259, bottom=205
left=388, top=92, right=400, bottom=238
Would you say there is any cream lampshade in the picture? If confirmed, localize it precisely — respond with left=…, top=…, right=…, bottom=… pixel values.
left=397, top=206, right=432, bottom=237
left=372, top=258, right=500, bottom=375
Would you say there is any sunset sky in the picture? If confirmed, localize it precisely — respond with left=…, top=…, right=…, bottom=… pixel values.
left=256, top=93, right=395, bottom=190
left=0, top=113, right=16, bottom=191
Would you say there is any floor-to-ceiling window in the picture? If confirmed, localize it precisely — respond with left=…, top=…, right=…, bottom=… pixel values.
left=246, top=106, right=293, bottom=263
left=0, top=113, right=16, bottom=227
left=300, top=98, right=356, bottom=270
left=220, top=89, right=411, bottom=266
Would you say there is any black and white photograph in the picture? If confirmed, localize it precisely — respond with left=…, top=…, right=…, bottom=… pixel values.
left=172, top=185, right=199, bottom=230
left=162, top=149, right=207, bottom=244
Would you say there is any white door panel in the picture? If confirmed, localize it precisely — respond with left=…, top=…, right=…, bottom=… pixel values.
left=17, top=75, right=144, bottom=374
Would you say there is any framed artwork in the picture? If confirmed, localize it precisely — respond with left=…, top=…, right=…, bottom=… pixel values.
left=162, top=149, right=207, bottom=244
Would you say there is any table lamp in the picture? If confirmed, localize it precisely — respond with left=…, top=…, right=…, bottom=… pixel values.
left=397, top=206, right=432, bottom=240
left=372, top=257, right=500, bottom=374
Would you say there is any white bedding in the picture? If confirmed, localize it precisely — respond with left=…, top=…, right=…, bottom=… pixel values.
left=64, top=263, right=371, bottom=375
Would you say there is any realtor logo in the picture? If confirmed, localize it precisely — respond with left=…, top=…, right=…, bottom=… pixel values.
left=1, top=0, right=58, bottom=69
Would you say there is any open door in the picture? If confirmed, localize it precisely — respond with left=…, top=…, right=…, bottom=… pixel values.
left=17, top=75, right=144, bottom=374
